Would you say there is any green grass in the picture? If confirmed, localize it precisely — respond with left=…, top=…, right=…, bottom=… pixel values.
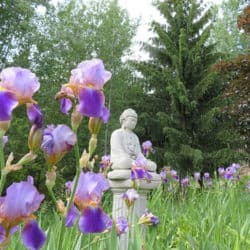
left=9, top=179, right=250, bottom=250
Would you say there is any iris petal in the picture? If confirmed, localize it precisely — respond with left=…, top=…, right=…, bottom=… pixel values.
left=26, top=104, right=43, bottom=128
left=0, top=91, right=18, bottom=121
left=22, top=220, right=46, bottom=250
left=79, top=206, right=112, bottom=233
left=78, top=88, right=105, bottom=118
left=65, top=205, right=79, bottom=227
left=60, top=98, right=72, bottom=114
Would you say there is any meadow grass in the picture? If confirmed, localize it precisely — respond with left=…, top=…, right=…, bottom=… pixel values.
left=9, top=178, right=250, bottom=250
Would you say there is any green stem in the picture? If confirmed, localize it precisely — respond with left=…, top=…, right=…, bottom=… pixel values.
left=0, top=136, right=6, bottom=195
left=47, top=186, right=58, bottom=208
left=57, top=138, right=81, bottom=250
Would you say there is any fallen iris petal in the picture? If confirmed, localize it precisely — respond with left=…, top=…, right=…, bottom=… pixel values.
left=0, top=91, right=18, bottom=121
left=60, top=98, right=72, bottom=114
left=78, top=88, right=105, bottom=118
left=79, top=206, right=112, bottom=233
left=22, top=220, right=46, bottom=250
left=65, top=205, right=79, bottom=227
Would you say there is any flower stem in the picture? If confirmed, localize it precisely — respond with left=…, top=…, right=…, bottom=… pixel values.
left=0, top=136, right=6, bottom=195
left=47, top=186, right=58, bottom=208
left=57, top=137, right=81, bottom=250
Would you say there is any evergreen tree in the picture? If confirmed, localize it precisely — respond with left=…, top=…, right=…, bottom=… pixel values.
left=134, top=0, right=244, bottom=176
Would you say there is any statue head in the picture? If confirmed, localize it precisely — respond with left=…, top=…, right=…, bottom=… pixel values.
left=120, top=109, right=137, bottom=130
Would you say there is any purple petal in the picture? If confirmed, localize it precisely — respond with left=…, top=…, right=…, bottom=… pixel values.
left=71, top=59, right=111, bottom=89
left=65, top=205, right=79, bottom=227
left=26, top=104, right=43, bottom=128
left=101, top=106, right=110, bottom=123
left=22, top=220, right=46, bottom=250
left=0, top=224, right=5, bottom=243
left=115, top=217, right=128, bottom=236
left=60, top=98, right=72, bottom=114
left=0, top=67, right=40, bottom=102
left=75, top=172, right=109, bottom=208
left=78, top=88, right=105, bottom=118
left=0, top=91, right=18, bottom=121
left=1, top=179, right=44, bottom=220
left=79, top=206, right=112, bottom=233
left=41, top=125, right=77, bottom=164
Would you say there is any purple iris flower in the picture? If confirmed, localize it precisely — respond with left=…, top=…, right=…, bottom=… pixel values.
left=66, top=172, right=112, bottom=233
left=100, top=155, right=111, bottom=170
left=131, top=154, right=152, bottom=181
left=0, top=67, right=40, bottom=104
left=193, top=172, right=200, bottom=181
left=78, top=87, right=110, bottom=123
left=0, top=90, right=18, bottom=122
left=142, top=140, right=154, bottom=156
left=0, top=176, right=46, bottom=249
left=170, top=170, right=179, bottom=181
left=122, top=189, right=139, bottom=208
left=159, top=169, right=168, bottom=184
left=41, top=124, right=77, bottom=166
left=203, top=172, right=210, bottom=181
left=115, top=217, right=128, bottom=236
left=218, top=167, right=225, bottom=177
left=138, top=209, right=160, bottom=226
left=181, top=177, right=189, bottom=187
left=70, top=59, right=111, bottom=89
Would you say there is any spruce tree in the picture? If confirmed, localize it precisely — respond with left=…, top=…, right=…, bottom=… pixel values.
left=134, top=0, right=244, bottom=176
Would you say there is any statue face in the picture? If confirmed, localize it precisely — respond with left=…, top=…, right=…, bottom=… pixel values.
left=122, top=116, right=137, bottom=130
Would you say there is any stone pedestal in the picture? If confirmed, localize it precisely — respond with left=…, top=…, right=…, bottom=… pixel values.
left=108, top=170, right=161, bottom=250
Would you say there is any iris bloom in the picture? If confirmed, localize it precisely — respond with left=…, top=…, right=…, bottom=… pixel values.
left=170, top=170, right=179, bottom=181
left=122, top=189, right=139, bottom=208
left=0, top=67, right=40, bottom=105
left=41, top=125, right=77, bottom=166
left=56, top=59, right=111, bottom=122
left=0, top=176, right=46, bottom=249
left=159, top=169, right=168, bottom=184
left=65, top=172, right=112, bottom=233
left=181, top=177, right=189, bottom=187
left=141, top=140, right=154, bottom=157
left=100, top=155, right=111, bottom=170
left=138, top=209, right=159, bottom=226
left=131, top=154, right=152, bottom=181
left=115, top=217, right=128, bottom=236
left=193, top=172, right=200, bottom=181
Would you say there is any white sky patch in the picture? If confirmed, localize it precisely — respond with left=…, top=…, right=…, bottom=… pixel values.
left=119, top=0, right=224, bottom=60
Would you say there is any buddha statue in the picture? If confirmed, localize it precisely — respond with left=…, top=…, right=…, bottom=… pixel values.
left=110, top=109, right=156, bottom=172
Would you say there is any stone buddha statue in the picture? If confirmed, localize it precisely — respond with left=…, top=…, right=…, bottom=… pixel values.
left=109, top=108, right=156, bottom=172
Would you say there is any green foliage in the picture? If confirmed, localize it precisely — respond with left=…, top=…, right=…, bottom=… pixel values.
left=1, top=0, right=137, bottom=192
left=209, top=0, right=249, bottom=58
left=133, top=0, right=245, bottom=175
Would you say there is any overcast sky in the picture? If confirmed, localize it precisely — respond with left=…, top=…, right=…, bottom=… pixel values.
left=118, top=0, right=223, bottom=60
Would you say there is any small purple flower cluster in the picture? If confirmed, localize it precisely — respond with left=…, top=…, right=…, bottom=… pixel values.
left=218, top=163, right=240, bottom=180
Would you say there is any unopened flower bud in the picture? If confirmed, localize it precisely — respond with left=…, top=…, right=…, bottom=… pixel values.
left=0, top=121, right=10, bottom=136
left=46, top=166, right=57, bottom=189
left=88, top=134, right=97, bottom=157
left=88, top=117, right=102, bottom=135
left=28, top=125, right=43, bottom=152
left=3, top=152, right=22, bottom=174
left=71, top=106, right=83, bottom=131
left=79, top=149, right=90, bottom=169
left=57, top=199, right=66, bottom=216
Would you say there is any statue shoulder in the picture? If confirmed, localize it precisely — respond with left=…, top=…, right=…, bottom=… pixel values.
left=111, top=128, right=124, bottom=137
